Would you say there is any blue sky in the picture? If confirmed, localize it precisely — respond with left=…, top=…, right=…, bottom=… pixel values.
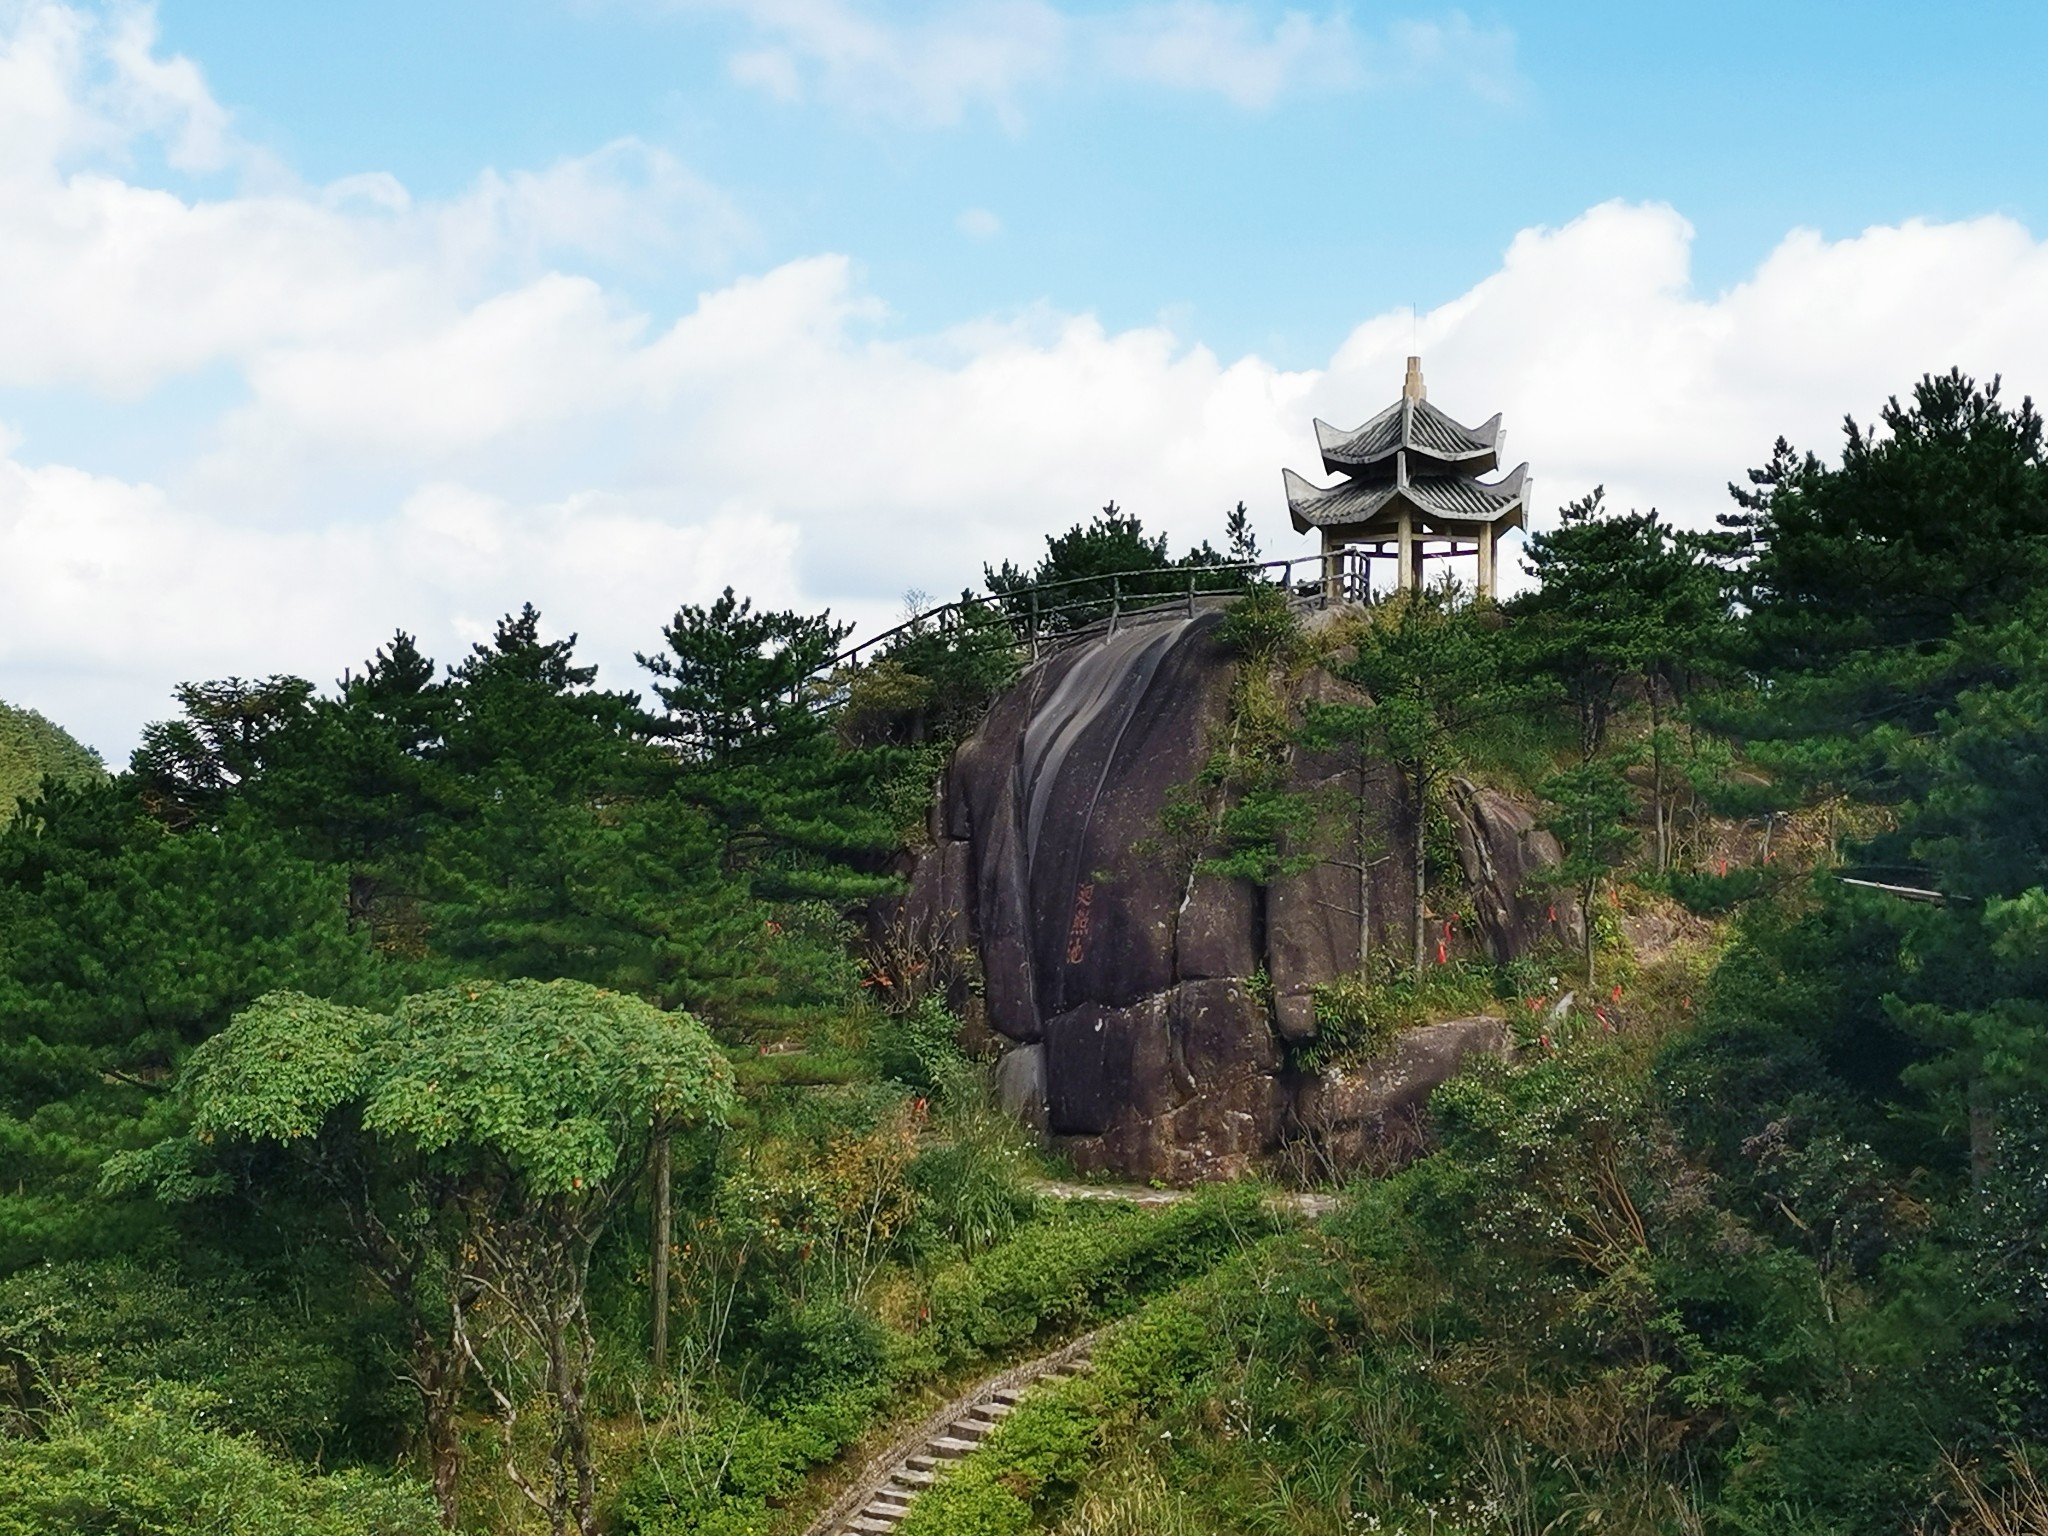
left=3, top=0, right=2048, bottom=754
left=146, top=1, right=2048, bottom=365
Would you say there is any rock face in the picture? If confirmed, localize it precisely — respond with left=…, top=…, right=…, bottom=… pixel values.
left=897, top=608, right=1574, bottom=1182
left=1291, top=1016, right=1514, bottom=1172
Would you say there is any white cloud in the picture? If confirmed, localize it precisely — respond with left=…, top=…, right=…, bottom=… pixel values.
left=697, top=0, right=1069, bottom=128
left=0, top=0, right=222, bottom=174
left=957, top=206, right=1002, bottom=239
left=7, top=7, right=2048, bottom=760
left=1378, top=11, right=1520, bottom=106
left=680, top=0, right=1517, bottom=122
left=1095, top=2, right=1362, bottom=107
left=1324, top=202, right=2048, bottom=538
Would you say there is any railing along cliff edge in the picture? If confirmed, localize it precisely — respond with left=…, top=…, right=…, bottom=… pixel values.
left=813, top=549, right=1374, bottom=691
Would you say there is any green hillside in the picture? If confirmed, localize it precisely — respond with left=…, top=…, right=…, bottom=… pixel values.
left=0, top=700, right=104, bottom=819
left=2, top=372, right=2047, bottom=1533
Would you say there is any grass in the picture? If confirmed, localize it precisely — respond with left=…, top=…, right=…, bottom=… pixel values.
left=1288, top=955, right=1542, bottom=1074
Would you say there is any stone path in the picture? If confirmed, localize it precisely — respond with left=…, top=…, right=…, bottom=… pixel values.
left=800, top=1330, right=1099, bottom=1536
left=1026, top=1177, right=1340, bottom=1219
left=799, top=1181, right=1338, bottom=1536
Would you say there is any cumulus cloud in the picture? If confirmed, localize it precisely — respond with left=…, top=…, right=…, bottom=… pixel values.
left=0, top=0, right=231, bottom=174
left=6, top=5, right=2048, bottom=760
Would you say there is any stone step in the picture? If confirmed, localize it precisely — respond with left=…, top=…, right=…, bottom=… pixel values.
left=807, top=1340, right=1104, bottom=1536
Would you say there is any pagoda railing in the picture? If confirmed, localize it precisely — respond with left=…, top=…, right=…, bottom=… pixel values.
left=804, top=547, right=1378, bottom=700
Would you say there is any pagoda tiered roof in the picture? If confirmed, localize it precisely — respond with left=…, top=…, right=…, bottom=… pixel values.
left=1282, top=360, right=1530, bottom=538
left=1313, top=397, right=1502, bottom=477
left=1283, top=462, right=1530, bottom=533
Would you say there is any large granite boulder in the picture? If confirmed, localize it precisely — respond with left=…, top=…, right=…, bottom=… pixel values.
left=893, top=608, right=1574, bottom=1182
left=1289, top=1016, right=1513, bottom=1172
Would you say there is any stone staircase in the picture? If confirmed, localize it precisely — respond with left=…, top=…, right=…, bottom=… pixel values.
left=805, top=1334, right=1096, bottom=1536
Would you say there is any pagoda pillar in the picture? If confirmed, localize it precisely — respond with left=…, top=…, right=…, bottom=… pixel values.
left=1396, top=511, right=1415, bottom=592
left=1477, top=524, right=1495, bottom=599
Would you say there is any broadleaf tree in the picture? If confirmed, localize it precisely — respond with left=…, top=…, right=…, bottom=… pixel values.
left=114, top=978, right=735, bottom=1536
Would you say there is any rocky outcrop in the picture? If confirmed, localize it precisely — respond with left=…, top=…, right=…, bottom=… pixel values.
left=894, top=607, right=1574, bottom=1182
left=1290, top=1016, right=1513, bottom=1172
left=1449, top=776, right=1585, bottom=962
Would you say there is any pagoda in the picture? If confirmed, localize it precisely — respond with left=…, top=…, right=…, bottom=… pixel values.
left=1282, top=357, right=1530, bottom=601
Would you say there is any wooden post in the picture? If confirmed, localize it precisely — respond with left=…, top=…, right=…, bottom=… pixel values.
left=651, top=1132, right=672, bottom=1378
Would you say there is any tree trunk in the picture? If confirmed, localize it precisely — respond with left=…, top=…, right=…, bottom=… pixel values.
left=1583, top=879, right=1598, bottom=990
left=1356, top=762, right=1371, bottom=969
left=1411, top=769, right=1427, bottom=978
left=651, top=1132, right=672, bottom=1379
left=543, top=1293, right=600, bottom=1536
left=1969, top=1078, right=1997, bottom=1191
left=415, top=1337, right=464, bottom=1529
left=1649, top=685, right=1667, bottom=874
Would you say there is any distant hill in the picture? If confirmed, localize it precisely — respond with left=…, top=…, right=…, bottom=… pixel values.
left=0, top=700, right=106, bottom=820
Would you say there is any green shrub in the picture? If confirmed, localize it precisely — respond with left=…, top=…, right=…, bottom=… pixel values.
left=1216, top=583, right=1302, bottom=666
left=1288, top=958, right=1504, bottom=1073
left=611, top=1382, right=891, bottom=1536
left=908, top=1140, right=1031, bottom=1259
left=1665, top=863, right=1775, bottom=915
left=868, top=994, right=962, bottom=1092
left=0, top=1388, right=439, bottom=1536
left=749, top=1298, right=891, bottom=1407
left=613, top=1191, right=1262, bottom=1535
left=898, top=1248, right=1264, bottom=1536
left=0, top=1259, right=398, bottom=1460
left=922, top=1188, right=1264, bottom=1365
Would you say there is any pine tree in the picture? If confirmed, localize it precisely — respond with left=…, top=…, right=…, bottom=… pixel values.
left=642, top=589, right=901, bottom=904
left=1308, top=589, right=1533, bottom=975
left=1514, top=487, right=1732, bottom=870
left=1721, top=369, right=2048, bottom=807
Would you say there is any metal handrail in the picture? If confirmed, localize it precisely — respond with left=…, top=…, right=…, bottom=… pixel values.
left=818, top=550, right=1366, bottom=678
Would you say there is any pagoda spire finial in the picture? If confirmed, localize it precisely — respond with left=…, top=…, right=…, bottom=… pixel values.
left=1402, top=355, right=1426, bottom=402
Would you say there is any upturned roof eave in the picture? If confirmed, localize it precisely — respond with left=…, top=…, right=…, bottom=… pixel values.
left=1313, top=404, right=1503, bottom=475
left=1283, top=462, right=1532, bottom=536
